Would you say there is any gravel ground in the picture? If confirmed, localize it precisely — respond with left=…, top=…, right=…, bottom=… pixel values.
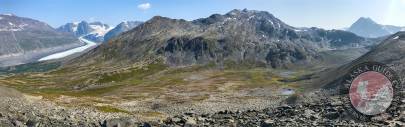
left=1, top=89, right=403, bottom=127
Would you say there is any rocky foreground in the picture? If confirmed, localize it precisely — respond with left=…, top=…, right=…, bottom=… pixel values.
left=1, top=90, right=403, bottom=127
left=144, top=91, right=404, bottom=127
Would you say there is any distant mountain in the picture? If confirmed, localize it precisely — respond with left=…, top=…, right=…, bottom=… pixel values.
left=104, top=21, right=143, bottom=42
left=72, top=9, right=377, bottom=68
left=57, top=21, right=111, bottom=42
left=347, top=17, right=404, bottom=38
left=0, top=14, right=82, bottom=67
left=320, top=32, right=405, bottom=90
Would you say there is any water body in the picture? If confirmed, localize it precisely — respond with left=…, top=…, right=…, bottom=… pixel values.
left=280, top=88, right=295, bottom=95
left=38, top=36, right=97, bottom=61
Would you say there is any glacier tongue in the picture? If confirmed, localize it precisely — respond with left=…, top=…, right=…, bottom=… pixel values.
left=38, top=36, right=97, bottom=61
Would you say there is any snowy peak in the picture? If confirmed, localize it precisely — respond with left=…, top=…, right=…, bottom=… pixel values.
left=88, top=22, right=111, bottom=36
left=57, top=21, right=111, bottom=42
left=354, top=17, right=377, bottom=25
left=104, top=21, right=143, bottom=41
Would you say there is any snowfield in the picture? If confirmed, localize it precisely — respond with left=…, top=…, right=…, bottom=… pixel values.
left=38, top=36, right=97, bottom=61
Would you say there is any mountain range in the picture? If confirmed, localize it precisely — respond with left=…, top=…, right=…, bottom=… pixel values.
left=57, top=21, right=112, bottom=42
left=347, top=17, right=405, bottom=38
left=57, top=21, right=143, bottom=43
left=0, top=14, right=82, bottom=67
left=1, top=9, right=404, bottom=126
left=73, top=9, right=376, bottom=68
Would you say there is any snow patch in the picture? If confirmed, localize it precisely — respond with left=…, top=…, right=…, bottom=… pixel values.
left=228, top=11, right=237, bottom=16
left=268, top=20, right=274, bottom=26
left=89, top=24, right=111, bottom=36
left=393, top=36, right=399, bottom=40
left=71, top=22, right=79, bottom=32
left=2, top=14, right=13, bottom=16
left=225, top=17, right=237, bottom=21
left=248, top=15, right=255, bottom=20
left=72, top=25, right=78, bottom=32
left=294, top=29, right=308, bottom=32
left=0, top=22, right=24, bottom=31
left=19, top=23, right=28, bottom=28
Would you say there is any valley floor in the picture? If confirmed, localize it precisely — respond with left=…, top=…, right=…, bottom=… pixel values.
left=0, top=60, right=316, bottom=123
left=0, top=62, right=403, bottom=126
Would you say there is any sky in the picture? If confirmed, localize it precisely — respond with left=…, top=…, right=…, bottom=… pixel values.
left=0, top=0, right=404, bottom=29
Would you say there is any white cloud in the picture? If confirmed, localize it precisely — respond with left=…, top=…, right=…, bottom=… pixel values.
left=138, top=3, right=151, bottom=11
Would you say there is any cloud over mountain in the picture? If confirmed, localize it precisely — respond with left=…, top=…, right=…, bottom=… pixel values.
left=138, top=3, right=151, bottom=11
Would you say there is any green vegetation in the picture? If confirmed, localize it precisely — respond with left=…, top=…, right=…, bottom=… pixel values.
left=95, top=106, right=131, bottom=114
left=0, top=62, right=61, bottom=75
left=97, top=63, right=167, bottom=83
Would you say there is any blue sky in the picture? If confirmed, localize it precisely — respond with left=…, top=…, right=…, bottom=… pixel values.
left=1, top=0, right=404, bottom=29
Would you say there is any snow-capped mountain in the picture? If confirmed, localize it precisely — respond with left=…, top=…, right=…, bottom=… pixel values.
left=57, top=21, right=112, bottom=42
left=104, top=21, right=143, bottom=41
left=347, top=17, right=405, bottom=38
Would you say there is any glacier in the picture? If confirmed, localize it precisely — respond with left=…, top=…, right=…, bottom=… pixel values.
left=38, top=36, right=97, bottom=61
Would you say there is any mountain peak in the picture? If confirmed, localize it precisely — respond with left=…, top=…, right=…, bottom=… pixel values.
left=347, top=17, right=391, bottom=38
left=225, top=9, right=273, bottom=17
left=145, top=16, right=189, bottom=27
left=226, top=9, right=242, bottom=16
left=147, top=16, right=179, bottom=23
left=355, top=17, right=377, bottom=25
left=104, top=21, right=143, bottom=41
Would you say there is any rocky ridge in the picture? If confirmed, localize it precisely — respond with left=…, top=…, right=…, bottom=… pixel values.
left=74, top=9, right=377, bottom=68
